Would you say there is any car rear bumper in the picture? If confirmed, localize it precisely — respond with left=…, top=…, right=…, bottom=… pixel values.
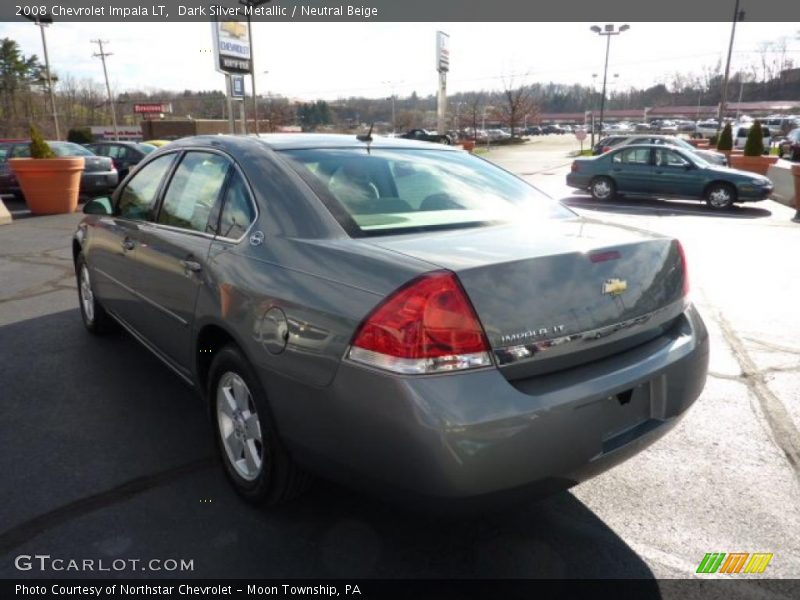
left=566, top=173, right=591, bottom=189
left=268, top=303, right=709, bottom=505
left=80, top=170, right=118, bottom=196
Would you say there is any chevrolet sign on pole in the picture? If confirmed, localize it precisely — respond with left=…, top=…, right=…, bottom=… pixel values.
left=211, top=17, right=251, bottom=134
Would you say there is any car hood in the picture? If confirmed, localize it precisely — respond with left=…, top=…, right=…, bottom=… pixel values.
left=702, top=163, right=769, bottom=181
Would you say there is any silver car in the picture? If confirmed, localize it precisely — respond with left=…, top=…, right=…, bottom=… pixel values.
left=74, top=134, right=709, bottom=507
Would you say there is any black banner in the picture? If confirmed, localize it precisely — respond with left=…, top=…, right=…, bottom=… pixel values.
left=4, top=579, right=800, bottom=600
left=2, top=0, right=800, bottom=22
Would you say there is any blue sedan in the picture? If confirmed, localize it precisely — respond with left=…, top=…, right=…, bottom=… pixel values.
left=567, top=144, right=773, bottom=210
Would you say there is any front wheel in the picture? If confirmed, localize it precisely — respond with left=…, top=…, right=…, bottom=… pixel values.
left=590, top=176, right=616, bottom=201
left=75, top=255, right=116, bottom=334
left=210, top=345, right=311, bottom=505
left=705, top=183, right=736, bottom=210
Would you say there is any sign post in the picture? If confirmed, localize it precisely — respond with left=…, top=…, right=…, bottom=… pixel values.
left=436, top=31, right=449, bottom=136
left=575, top=127, right=588, bottom=154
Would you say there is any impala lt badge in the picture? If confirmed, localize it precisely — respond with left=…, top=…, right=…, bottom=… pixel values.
left=603, top=278, right=628, bottom=296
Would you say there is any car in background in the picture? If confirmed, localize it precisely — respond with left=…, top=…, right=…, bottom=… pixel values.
left=610, top=134, right=728, bottom=166
left=523, top=126, right=542, bottom=136
left=541, top=124, right=566, bottom=134
left=0, top=140, right=117, bottom=201
left=762, top=116, right=800, bottom=137
left=592, top=135, right=629, bottom=155
left=635, top=122, right=654, bottom=132
left=567, top=143, right=773, bottom=210
left=695, top=120, right=721, bottom=138
left=659, top=121, right=679, bottom=134
left=398, top=128, right=452, bottom=145
left=777, top=128, right=800, bottom=161
left=142, top=140, right=172, bottom=148
left=85, top=141, right=156, bottom=179
left=733, top=124, right=771, bottom=152
left=74, top=133, right=708, bottom=506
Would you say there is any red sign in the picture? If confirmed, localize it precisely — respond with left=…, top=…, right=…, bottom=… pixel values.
left=134, top=103, right=172, bottom=114
left=575, top=128, right=588, bottom=141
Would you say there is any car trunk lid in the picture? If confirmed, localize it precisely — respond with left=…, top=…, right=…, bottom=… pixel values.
left=367, top=220, right=687, bottom=379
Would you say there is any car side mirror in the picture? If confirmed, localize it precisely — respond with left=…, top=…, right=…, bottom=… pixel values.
left=83, top=196, right=113, bottom=215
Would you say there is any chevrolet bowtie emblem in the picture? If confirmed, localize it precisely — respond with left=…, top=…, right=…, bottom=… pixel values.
left=603, top=278, right=628, bottom=296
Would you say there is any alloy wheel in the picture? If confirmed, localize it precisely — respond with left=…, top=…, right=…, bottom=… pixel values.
left=79, top=264, right=95, bottom=324
left=216, top=372, right=264, bottom=481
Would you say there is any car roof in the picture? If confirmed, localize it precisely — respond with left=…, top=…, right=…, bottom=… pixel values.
left=166, top=133, right=460, bottom=152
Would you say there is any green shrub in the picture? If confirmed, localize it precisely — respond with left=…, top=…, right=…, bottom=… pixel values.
left=709, top=133, right=719, bottom=146
left=29, top=126, right=55, bottom=159
left=67, top=127, right=93, bottom=144
left=744, top=120, right=765, bottom=156
left=717, top=123, right=733, bottom=151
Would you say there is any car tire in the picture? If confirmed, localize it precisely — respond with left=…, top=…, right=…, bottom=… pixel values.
left=75, top=254, right=116, bottom=334
left=705, top=182, right=736, bottom=210
left=441, top=136, right=452, bottom=145
left=590, top=176, right=616, bottom=201
left=209, top=344, right=311, bottom=506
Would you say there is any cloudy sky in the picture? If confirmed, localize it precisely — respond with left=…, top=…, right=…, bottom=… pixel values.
left=1, top=21, right=798, bottom=100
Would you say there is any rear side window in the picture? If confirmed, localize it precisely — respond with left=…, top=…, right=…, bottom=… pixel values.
left=117, top=154, right=176, bottom=221
left=612, top=148, right=651, bottom=165
left=158, top=151, right=229, bottom=233
left=217, top=170, right=255, bottom=240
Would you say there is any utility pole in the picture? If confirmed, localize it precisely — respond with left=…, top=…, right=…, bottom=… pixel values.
left=716, top=0, right=745, bottom=138
left=23, top=13, right=60, bottom=139
left=92, top=40, right=119, bottom=141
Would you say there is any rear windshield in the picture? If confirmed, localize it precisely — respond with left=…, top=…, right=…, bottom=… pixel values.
left=279, top=148, right=574, bottom=236
left=137, top=143, right=157, bottom=154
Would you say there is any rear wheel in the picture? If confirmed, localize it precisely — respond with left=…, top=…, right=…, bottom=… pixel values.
left=705, top=182, right=736, bottom=210
left=210, top=345, right=311, bottom=505
left=590, top=176, right=616, bottom=201
left=75, top=254, right=116, bottom=334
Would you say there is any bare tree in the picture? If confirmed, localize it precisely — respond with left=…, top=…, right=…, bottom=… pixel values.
left=463, top=91, right=484, bottom=138
left=497, top=77, right=536, bottom=138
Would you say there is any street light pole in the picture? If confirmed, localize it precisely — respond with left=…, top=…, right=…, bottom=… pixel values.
left=590, top=24, right=629, bottom=140
left=23, top=13, right=60, bottom=139
left=239, top=0, right=270, bottom=135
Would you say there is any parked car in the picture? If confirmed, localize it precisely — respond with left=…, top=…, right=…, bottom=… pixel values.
left=635, top=122, right=654, bottom=132
left=610, top=135, right=728, bottom=166
left=523, top=126, right=542, bottom=136
left=85, top=141, right=157, bottom=179
left=541, top=124, right=566, bottom=134
left=777, top=127, right=800, bottom=161
left=398, top=128, right=452, bottom=145
left=567, top=143, right=773, bottom=210
left=74, top=134, right=708, bottom=506
left=695, top=120, right=721, bottom=138
left=591, top=135, right=629, bottom=155
left=0, top=140, right=117, bottom=201
left=142, top=140, right=173, bottom=148
left=733, top=124, right=771, bottom=152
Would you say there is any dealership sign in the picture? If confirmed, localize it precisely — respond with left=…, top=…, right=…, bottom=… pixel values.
left=133, top=103, right=173, bottom=114
left=436, top=30, right=449, bottom=72
left=211, top=19, right=251, bottom=74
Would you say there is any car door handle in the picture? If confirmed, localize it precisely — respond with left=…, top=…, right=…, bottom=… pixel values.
left=181, top=259, right=203, bottom=273
left=121, top=238, right=135, bottom=251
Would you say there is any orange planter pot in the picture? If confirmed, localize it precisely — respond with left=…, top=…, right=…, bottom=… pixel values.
left=9, top=157, right=85, bottom=215
left=728, top=155, right=778, bottom=176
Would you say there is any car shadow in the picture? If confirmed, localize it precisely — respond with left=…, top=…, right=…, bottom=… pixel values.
left=561, top=193, right=774, bottom=219
left=0, top=309, right=660, bottom=586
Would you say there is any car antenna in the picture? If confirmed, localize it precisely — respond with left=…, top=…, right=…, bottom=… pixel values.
left=356, top=123, right=374, bottom=143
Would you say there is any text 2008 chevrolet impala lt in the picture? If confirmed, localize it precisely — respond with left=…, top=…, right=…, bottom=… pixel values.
left=73, top=134, right=708, bottom=506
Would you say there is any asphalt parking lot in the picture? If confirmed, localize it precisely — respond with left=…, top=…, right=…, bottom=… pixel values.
left=1, top=136, right=799, bottom=586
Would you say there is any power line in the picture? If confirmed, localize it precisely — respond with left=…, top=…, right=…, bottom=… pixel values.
left=91, top=39, right=119, bottom=140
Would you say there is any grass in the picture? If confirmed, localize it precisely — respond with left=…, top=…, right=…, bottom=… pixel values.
left=571, top=149, right=593, bottom=157
left=769, top=146, right=780, bottom=156
left=472, top=147, right=489, bottom=155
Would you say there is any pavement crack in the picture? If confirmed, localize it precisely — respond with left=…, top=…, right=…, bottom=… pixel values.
left=713, top=311, right=800, bottom=484
left=0, top=457, right=215, bottom=556
left=744, top=337, right=800, bottom=356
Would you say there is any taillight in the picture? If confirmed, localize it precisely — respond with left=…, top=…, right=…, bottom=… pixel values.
left=348, top=271, right=492, bottom=374
left=677, top=241, right=690, bottom=297
left=602, top=146, right=611, bottom=153
left=571, top=161, right=579, bottom=172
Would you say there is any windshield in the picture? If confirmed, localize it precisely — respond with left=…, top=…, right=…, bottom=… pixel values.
left=279, top=148, right=574, bottom=236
